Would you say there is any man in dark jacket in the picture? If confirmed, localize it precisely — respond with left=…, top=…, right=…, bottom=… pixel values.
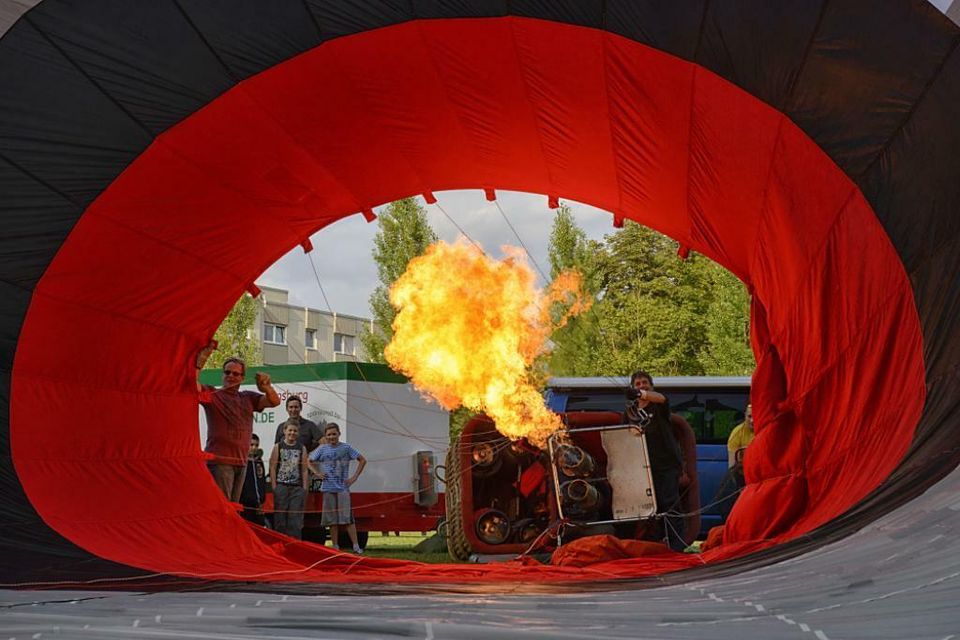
left=624, top=369, right=686, bottom=551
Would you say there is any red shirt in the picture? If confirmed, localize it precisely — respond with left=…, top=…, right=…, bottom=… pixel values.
left=200, top=385, right=264, bottom=466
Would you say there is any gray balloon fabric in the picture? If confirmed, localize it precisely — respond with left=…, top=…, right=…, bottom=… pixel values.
left=0, top=2, right=959, bottom=638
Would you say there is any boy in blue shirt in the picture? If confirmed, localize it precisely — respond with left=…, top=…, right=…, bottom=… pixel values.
left=308, top=423, right=366, bottom=553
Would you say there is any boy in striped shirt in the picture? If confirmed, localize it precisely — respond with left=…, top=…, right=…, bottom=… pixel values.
left=308, top=423, right=366, bottom=553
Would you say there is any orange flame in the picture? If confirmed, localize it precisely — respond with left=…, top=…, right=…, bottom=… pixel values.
left=384, top=240, right=592, bottom=446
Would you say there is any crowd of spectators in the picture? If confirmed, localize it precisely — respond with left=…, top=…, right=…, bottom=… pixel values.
left=196, top=344, right=366, bottom=553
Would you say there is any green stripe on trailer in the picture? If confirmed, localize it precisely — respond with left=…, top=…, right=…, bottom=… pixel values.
left=198, top=362, right=409, bottom=386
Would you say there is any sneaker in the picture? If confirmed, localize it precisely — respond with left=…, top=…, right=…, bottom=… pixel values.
left=331, top=545, right=340, bottom=552
left=353, top=546, right=363, bottom=555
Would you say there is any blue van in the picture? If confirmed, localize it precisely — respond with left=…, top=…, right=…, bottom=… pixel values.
left=544, top=376, right=751, bottom=536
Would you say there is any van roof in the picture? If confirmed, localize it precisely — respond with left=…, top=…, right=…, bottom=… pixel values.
left=548, top=376, right=752, bottom=389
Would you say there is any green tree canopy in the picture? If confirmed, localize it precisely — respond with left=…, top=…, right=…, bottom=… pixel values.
left=544, top=205, right=603, bottom=374
left=205, top=293, right=262, bottom=370
left=697, top=265, right=754, bottom=375
left=361, top=198, right=438, bottom=363
left=548, top=204, right=596, bottom=281
left=546, top=215, right=754, bottom=378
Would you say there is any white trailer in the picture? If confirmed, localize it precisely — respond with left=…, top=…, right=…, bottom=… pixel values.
left=199, top=362, right=449, bottom=539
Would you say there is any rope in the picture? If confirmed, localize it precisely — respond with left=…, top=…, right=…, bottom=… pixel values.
left=0, top=546, right=372, bottom=589
left=516, top=518, right=566, bottom=559
left=493, top=198, right=550, bottom=283
left=663, top=485, right=746, bottom=519
left=432, top=200, right=486, bottom=253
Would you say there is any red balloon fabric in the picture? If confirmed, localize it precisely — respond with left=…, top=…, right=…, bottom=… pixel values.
left=7, top=16, right=926, bottom=583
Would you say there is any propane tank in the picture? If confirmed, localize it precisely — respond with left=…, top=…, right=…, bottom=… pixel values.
left=413, top=451, right=437, bottom=506
left=474, top=508, right=511, bottom=545
left=555, top=444, right=596, bottom=478
left=470, top=440, right=502, bottom=477
left=560, top=479, right=602, bottom=514
left=517, top=520, right=543, bottom=544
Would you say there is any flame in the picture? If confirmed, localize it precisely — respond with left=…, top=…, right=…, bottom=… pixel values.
left=384, top=240, right=592, bottom=446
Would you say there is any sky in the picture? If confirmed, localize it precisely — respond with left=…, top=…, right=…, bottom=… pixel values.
left=257, top=191, right=617, bottom=318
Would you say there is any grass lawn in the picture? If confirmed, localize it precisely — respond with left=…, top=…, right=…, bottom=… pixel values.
left=361, top=532, right=456, bottom=564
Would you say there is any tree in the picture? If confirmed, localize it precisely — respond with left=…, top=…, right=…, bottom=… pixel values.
left=697, top=266, right=754, bottom=375
left=587, top=221, right=710, bottom=376
left=361, top=198, right=438, bottom=363
left=548, top=204, right=590, bottom=279
left=545, top=217, right=754, bottom=378
left=205, top=293, right=263, bottom=370
left=544, top=205, right=603, bottom=374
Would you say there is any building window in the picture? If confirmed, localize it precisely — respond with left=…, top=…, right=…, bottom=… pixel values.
left=333, top=332, right=355, bottom=355
left=263, top=323, right=286, bottom=345
left=305, top=328, right=317, bottom=350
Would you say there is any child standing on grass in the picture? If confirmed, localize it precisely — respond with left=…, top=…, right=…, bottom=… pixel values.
left=269, top=423, right=309, bottom=539
left=309, top=423, right=366, bottom=554
left=240, top=433, right=267, bottom=526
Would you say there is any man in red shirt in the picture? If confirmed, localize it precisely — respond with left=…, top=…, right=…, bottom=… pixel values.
left=197, top=342, right=280, bottom=501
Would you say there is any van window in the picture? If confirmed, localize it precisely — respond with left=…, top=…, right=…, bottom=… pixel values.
left=668, top=389, right=748, bottom=445
left=563, top=392, right=631, bottom=413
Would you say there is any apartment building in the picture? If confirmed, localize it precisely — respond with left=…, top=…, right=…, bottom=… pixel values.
left=254, top=285, right=374, bottom=364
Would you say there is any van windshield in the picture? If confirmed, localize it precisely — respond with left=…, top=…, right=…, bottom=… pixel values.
left=560, top=387, right=748, bottom=445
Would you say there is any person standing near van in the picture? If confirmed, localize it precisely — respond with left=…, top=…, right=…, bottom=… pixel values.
left=309, top=423, right=366, bottom=554
left=727, top=404, right=755, bottom=467
left=196, top=343, right=280, bottom=502
left=269, top=423, right=309, bottom=539
left=625, top=369, right=686, bottom=551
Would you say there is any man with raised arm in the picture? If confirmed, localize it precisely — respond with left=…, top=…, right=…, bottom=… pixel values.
left=196, top=341, right=280, bottom=501
left=624, top=369, right=686, bottom=551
